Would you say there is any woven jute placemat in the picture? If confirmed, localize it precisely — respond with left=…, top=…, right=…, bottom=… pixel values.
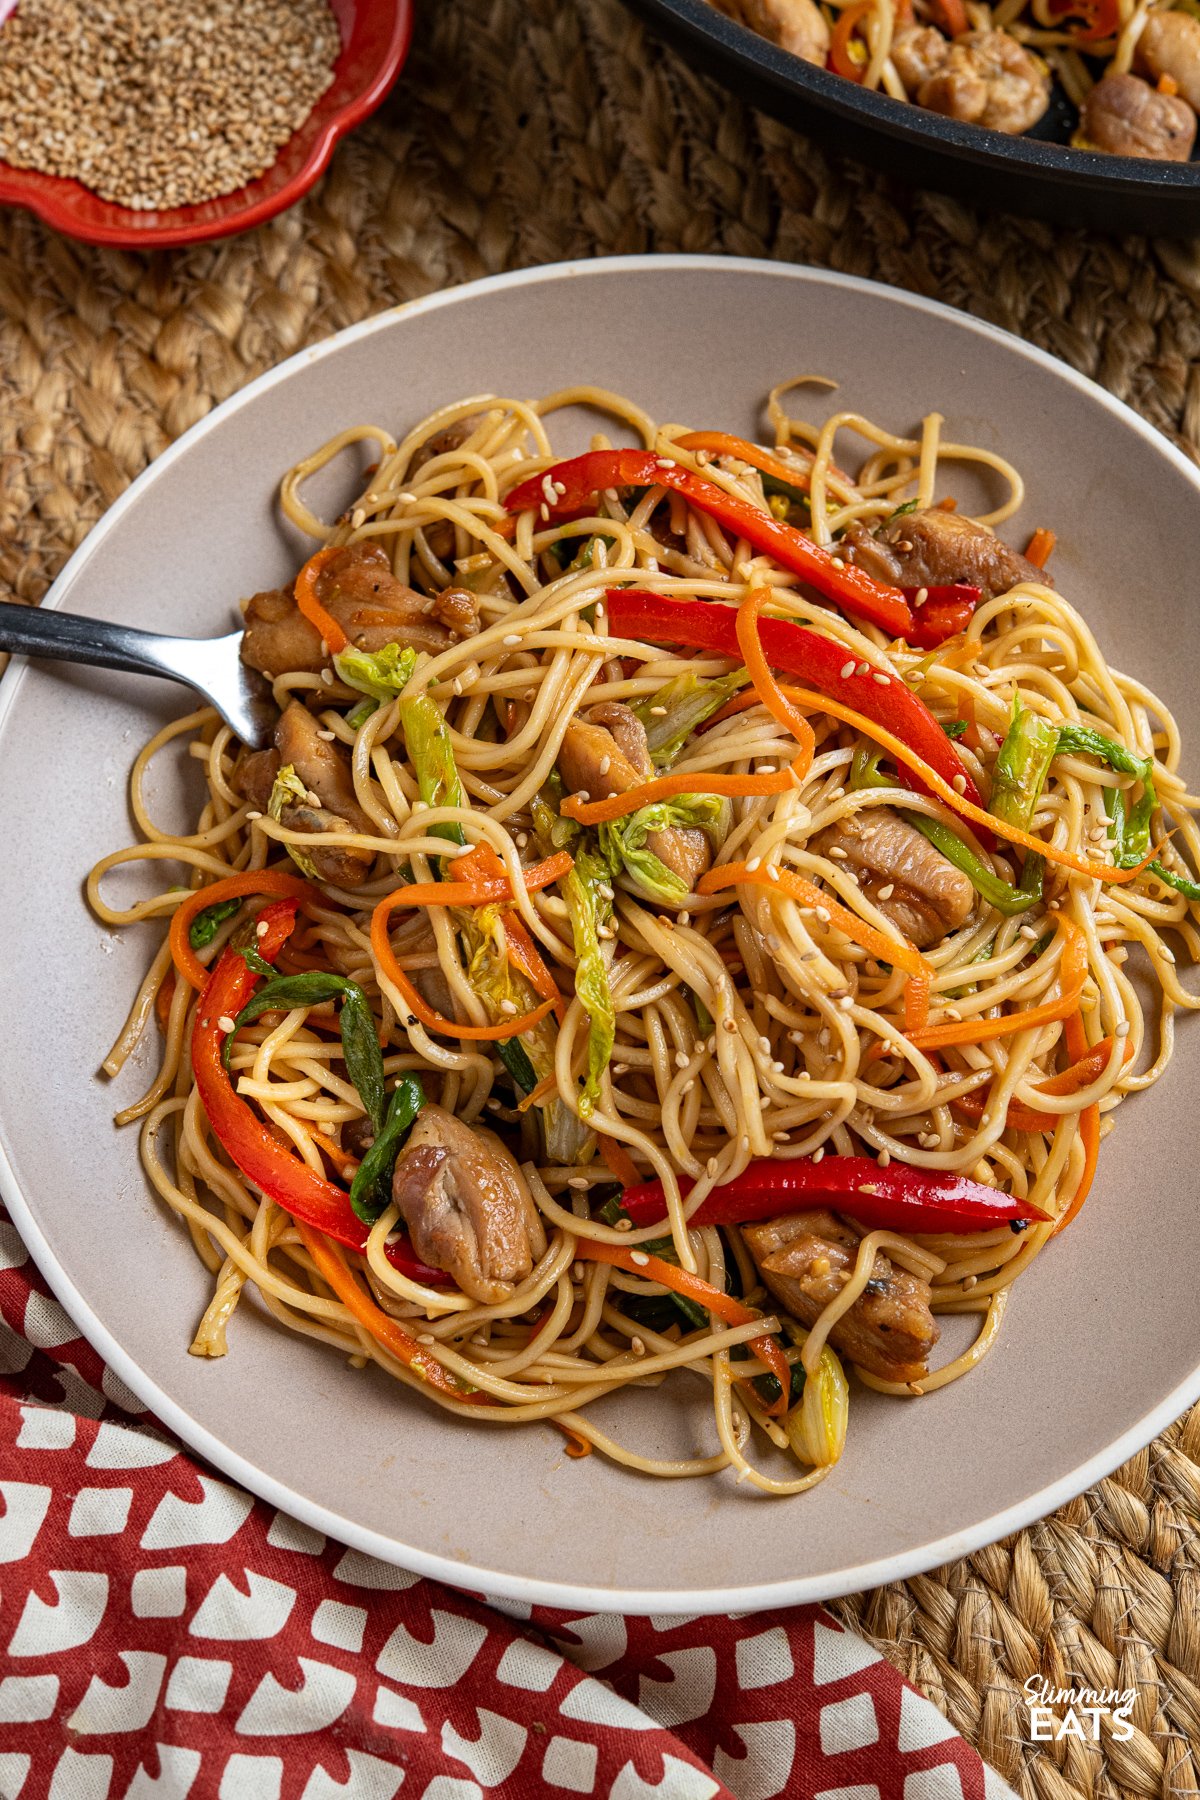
left=2, top=1, right=1199, bottom=1790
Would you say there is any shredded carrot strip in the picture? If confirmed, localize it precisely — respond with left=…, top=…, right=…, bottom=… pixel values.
left=706, top=685, right=1161, bottom=887
left=674, top=431, right=820, bottom=495
left=293, top=546, right=350, bottom=655
left=1051, top=1008, right=1102, bottom=1235
left=561, top=759, right=809, bottom=825
left=310, top=1130, right=360, bottom=1179
left=909, top=916, right=1086, bottom=1049
left=737, top=587, right=817, bottom=777
left=952, top=1034, right=1127, bottom=1132
left=904, top=973, right=931, bottom=1035
left=555, top=1422, right=593, bottom=1458
left=698, top=859, right=932, bottom=981
left=170, top=868, right=320, bottom=990
left=598, top=1135, right=642, bottom=1188
left=371, top=855, right=570, bottom=1041
left=936, top=496, right=958, bottom=512
left=575, top=1239, right=791, bottom=1414
left=1025, top=528, right=1056, bottom=569
left=517, top=1071, right=559, bottom=1113
left=297, top=1222, right=487, bottom=1401
left=377, top=850, right=572, bottom=912
left=456, top=843, right=565, bottom=1015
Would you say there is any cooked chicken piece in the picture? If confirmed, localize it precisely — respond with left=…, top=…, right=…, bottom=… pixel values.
left=720, top=0, right=830, bottom=64
left=743, top=1209, right=939, bottom=1383
left=240, top=544, right=479, bottom=677
left=559, top=702, right=717, bottom=902
left=843, top=506, right=1045, bottom=598
left=811, top=808, right=974, bottom=949
left=893, top=27, right=1050, bottom=134
left=1136, top=11, right=1200, bottom=112
left=409, top=412, right=486, bottom=476
left=1080, top=71, right=1196, bottom=160
left=390, top=1103, right=536, bottom=1303
left=232, top=700, right=377, bottom=889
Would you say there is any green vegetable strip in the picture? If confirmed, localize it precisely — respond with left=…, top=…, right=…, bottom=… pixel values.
left=909, top=815, right=1041, bottom=915
left=562, top=851, right=616, bottom=1119
left=223, top=969, right=386, bottom=1135
left=189, top=896, right=243, bottom=950
left=632, top=669, right=748, bottom=767
left=398, top=694, right=466, bottom=846
left=850, top=744, right=1040, bottom=914
left=349, top=1075, right=426, bottom=1224
left=334, top=642, right=418, bottom=708
left=991, top=698, right=1061, bottom=830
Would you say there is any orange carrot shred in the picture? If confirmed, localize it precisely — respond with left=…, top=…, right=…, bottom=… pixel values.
left=1025, top=528, right=1056, bottom=569
left=293, top=545, right=350, bottom=656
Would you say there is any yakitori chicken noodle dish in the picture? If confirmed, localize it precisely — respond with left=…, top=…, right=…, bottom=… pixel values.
left=715, top=0, right=1200, bottom=160
left=90, top=380, right=1200, bottom=1493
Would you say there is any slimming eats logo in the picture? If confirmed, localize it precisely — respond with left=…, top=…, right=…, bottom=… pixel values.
left=1023, top=1676, right=1136, bottom=1741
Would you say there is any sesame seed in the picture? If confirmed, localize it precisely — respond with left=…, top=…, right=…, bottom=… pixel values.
left=840, top=661, right=856, bottom=679
left=952, top=774, right=967, bottom=793
left=915, top=587, right=929, bottom=605
left=320, top=669, right=334, bottom=686
left=813, top=1146, right=826, bottom=1163
left=838, top=994, right=854, bottom=1010
left=675, top=1051, right=690, bottom=1069
left=246, top=810, right=263, bottom=822
left=630, top=1250, right=650, bottom=1266
left=567, top=1176, right=589, bottom=1190
left=766, top=865, right=779, bottom=881
left=255, top=921, right=269, bottom=938
left=1115, top=1020, right=1131, bottom=1037
left=630, top=1336, right=647, bottom=1355
left=816, top=906, right=831, bottom=923
left=877, top=883, right=894, bottom=899
left=599, top=756, right=611, bottom=777
left=218, top=1015, right=236, bottom=1034
left=707, top=1156, right=720, bottom=1177
left=831, top=556, right=846, bottom=570
left=857, top=662, right=870, bottom=676
left=723, top=1018, right=738, bottom=1034
left=758, top=1035, right=772, bottom=1053
left=498, top=999, right=517, bottom=1015
left=746, top=856, right=761, bottom=872
left=872, top=673, right=890, bottom=686
left=649, top=705, right=669, bottom=716
left=878, top=1149, right=891, bottom=1167
left=316, top=728, right=335, bottom=741
left=502, top=633, right=521, bottom=647
left=829, top=846, right=848, bottom=860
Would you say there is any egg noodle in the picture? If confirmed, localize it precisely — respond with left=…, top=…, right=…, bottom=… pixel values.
left=88, top=382, right=1200, bottom=1494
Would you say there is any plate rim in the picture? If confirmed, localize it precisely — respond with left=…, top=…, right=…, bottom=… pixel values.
left=4, top=251, right=1199, bottom=1614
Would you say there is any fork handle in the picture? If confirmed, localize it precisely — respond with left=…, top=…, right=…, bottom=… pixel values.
left=0, top=600, right=191, bottom=683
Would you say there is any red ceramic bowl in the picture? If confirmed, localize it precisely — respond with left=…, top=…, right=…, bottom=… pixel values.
left=0, top=0, right=413, bottom=248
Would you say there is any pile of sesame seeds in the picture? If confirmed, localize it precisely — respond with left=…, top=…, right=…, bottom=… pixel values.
left=0, top=0, right=342, bottom=212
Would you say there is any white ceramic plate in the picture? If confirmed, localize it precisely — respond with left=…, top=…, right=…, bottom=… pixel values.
left=2, top=256, right=1198, bottom=1614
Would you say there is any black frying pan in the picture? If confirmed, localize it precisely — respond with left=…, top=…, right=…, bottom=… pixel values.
left=625, top=0, right=1200, bottom=231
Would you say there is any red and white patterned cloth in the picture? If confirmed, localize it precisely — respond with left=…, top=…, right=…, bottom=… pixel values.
left=0, top=1201, right=1016, bottom=1800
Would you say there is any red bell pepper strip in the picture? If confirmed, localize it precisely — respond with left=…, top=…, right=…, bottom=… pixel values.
left=505, top=448, right=914, bottom=639
left=616, top=1157, right=1047, bottom=1235
left=903, top=584, right=981, bottom=649
left=603, top=588, right=986, bottom=821
left=191, top=900, right=452, bottom=1287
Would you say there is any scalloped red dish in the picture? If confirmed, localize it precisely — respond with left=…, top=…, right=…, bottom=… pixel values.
left=0, top=0, right=412, bottom=248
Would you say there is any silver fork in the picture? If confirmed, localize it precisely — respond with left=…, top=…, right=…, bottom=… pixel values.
left=0, top=601, right=275, bottom=748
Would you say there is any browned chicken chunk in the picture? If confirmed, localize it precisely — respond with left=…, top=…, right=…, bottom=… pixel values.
left=811, top=807, right=974, bottom=949
left=743, top=1209, right=939, bottom=1383
left=843, top=507, right=1045, bottom=598
left=1136, top=10, right=1200, bottom=112
left=391, top=1104, right=536, bottom=1303
left=558, top=702, right=717, bottom=902
left=1080, top=72, right=1196, bottom=161
left=240, top=544, right=479, bottom=677
left=893, top=27, right=1050, bottom=134
left=232, top=700, right=377, bottom=889
left=718, top=0, right=829, bottom=64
